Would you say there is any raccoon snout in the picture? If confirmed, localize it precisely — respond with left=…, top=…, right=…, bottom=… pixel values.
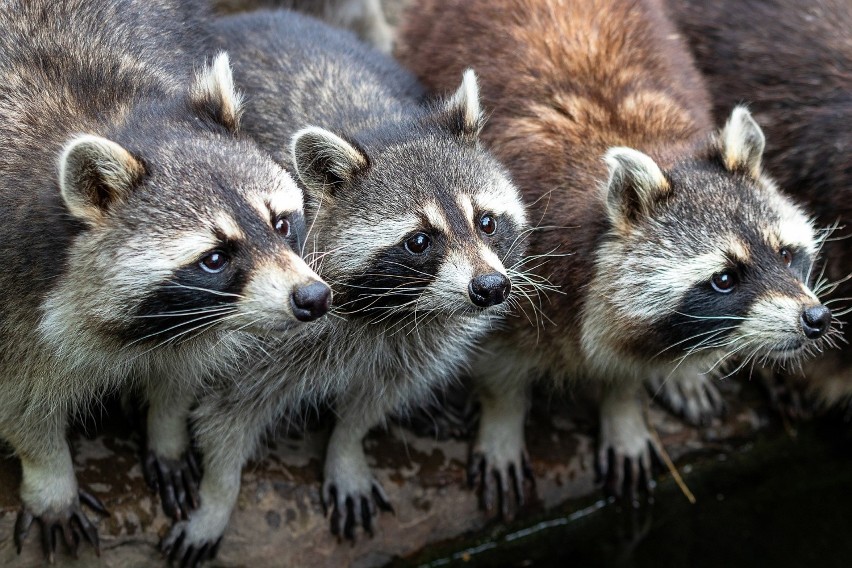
left=801, top=304, right=831, bottom=339
left=291, top=282, right=332, bottom=322
left=468, top=273, right=511, bottom=308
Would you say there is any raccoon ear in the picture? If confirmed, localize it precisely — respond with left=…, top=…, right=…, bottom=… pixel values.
left=291, top=126, right=369, bottom=198
left=441, top=69, right=484, bottom=141
left=189, top=51, right=243, bottom=133
left=719, top=105, right=765, bottom=179
left=59, top=135, right=145, bottom=223
left=603, top=147, right=670, bottom=224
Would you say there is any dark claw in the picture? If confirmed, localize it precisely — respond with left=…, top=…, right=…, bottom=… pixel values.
left=371, top=483, right=394, bottom=513
left=600, top=444, right=655, bottom=504
left=467, top=452, right=484, bottom=488
left=79, top=489, right=109, bottom=516
left=166, top=530, right=185, bottom=563
left=41, top=521, right=56, bottom=564
left=14, top=510, right=34, bottom=554
left=72, top=509, right=100, bottom=554
left=343, top=497, right=356, bottom=541
left=361, top=496, right=374, bottom=536
left=145, top=451, right=200, bottom=520
left=325, top=481, right=393, bottom=541
left=15, top=489, right=105, bottom=561
left=470, top=451, right=534, bottom=520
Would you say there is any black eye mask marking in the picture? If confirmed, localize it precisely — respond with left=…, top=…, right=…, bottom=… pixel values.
left=125, top=260, right=249, bottom=345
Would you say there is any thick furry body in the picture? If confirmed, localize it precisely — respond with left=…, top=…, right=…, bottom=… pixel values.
left=397, top=0, right=829, bottom=508
left=670, top=0, right=852, bottom=405
left=212, top=0, right=393, bottom=52
left=0, top=0, right=321, bottom=557
left=161, top=10, right=526, bottom=555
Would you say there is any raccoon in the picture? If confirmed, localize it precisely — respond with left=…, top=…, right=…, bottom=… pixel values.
left=397, top=0, right=835, bottom=514
left=154, top=11, right=527, bottom=562
left=0, top=0, right=328, bottom=560
left=669, top=0, right=851, bottom=412
left=212, top=0, right=394, bottom=52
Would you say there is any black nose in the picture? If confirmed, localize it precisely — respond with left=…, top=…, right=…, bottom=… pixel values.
left=801, top=304, right=831, bottom=339
left=291, top=281, right=331, bottom=322
left=468, top=272, right=511, bottom=308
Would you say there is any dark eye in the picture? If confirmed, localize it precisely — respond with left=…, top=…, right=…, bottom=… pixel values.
left=199, top=251, right=228, bottom=273
left=711, top=271, right=737, bottom=293
left=780, top=247, right=793, bottom=267
left=274, top=215, right=291, bottom=237
left=479, top=213, right=497, bottom=235
left=405, top=233, right=431, bottom=255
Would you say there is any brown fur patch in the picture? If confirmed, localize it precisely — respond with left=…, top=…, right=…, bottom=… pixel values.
left=397, top=0, right=714, bottom=353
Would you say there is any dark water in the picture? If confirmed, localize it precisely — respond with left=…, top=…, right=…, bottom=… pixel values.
left=399, top=422, right=852, bottom=568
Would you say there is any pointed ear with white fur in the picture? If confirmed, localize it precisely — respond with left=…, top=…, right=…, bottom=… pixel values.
left=604, top=147, right=670, bottom=225
left=442, top=68, right=484, bottom=141
left=291, top=126, right=370, bottom=200
left=189, top=51, right=243, bottom=133
left=59, top=135, right=145, bottom=223
left=719, top=105, right=765, bottom=179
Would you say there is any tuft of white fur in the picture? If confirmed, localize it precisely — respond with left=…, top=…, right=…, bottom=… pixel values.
left=191, top=52, right=244, bottom=130
left=721, top=105, right=765, bottom=179
left=448, top=69, right=483, bottom=134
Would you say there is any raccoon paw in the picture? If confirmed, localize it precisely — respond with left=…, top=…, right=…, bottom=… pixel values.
left=646, top=371, right=726, bottom=426
left=143, top=449, right=201, bottom=521
left=321, top=476, right=393, bottom=541
left=14, top=489, right=108, bottom=562
left=160, top=520, right=222, bottom=568
left=597, top=410, right=655, bottom=502
left=467, top=448, right=534, bottom=521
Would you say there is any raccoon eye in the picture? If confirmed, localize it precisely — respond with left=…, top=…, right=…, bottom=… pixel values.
left=711, top=271, right=737, bottom=293
left=780, top=247, right=793, bottom=267
left=199, top=251, right=229, bottom=274
left=273, top=215, right=291, bottom=237
left=479, top=214, right=497, bottom=235
left=404, top=233, right=431, bottom=255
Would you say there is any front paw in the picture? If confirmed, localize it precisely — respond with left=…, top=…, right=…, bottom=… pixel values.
left=597, top=409, right=655, bottom=502
left=160, top=520, right=222, bottom=568
left=15, top=489, right=108, bottom=562
left=321, top=475, right=393, bottom=541
left=646, top=371, right=726, bottom=426
left=143, top=449, right=201, bottom=521
left=467, top=446, right=533, bottom=521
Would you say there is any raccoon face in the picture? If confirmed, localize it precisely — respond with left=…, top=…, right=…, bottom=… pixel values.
left=291, top=71, right=528, bottom=325
left=584, top=106, right=835, bottom=371
left=44, top=53, right=330, bottom=351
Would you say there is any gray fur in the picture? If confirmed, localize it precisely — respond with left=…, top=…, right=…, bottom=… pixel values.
left=161, top=10, right=527, bottom=555
left=0, top=0, right=322, bottom=557
left=213, top=0, right=394, bottom=52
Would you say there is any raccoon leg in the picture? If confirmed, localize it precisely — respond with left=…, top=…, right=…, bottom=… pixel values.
left=468, top=377, right=532, bottom=520
left=161, top=398, right=266, bottom=566
left=645, top=367, right=726, bottom=426
left=10, top=411, right=107, bottom=561
left=597, top=384, right=655, bottom=501
left=143, top=383, right=200, bottom=521
left=322, top=404, right=393, bottom=541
